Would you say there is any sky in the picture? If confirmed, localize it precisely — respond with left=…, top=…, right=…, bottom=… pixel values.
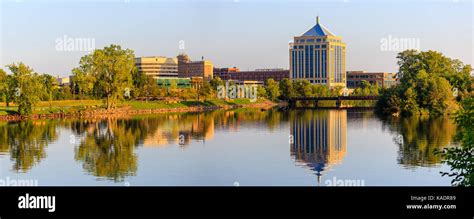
left=0, top=0, right=472, bottom=77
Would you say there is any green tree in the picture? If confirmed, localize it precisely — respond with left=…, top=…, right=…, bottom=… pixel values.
left=310, top=84, right=330, bottom=97
left=257, top=86, right=267, bottom=99
left=265, top=78, right=280, bottom=101
left=38, top=74, right=57, bottom=103
left=141, top=76, right=160, bottom=101
left=3, top=75, right=14, bottom=107
left=439, top=97, right=474, bottom=186
left=198, top=81, right=213, bottom=100
left=165, top=80, right=179, bottom=97
left=377, top=50, right=468, bottom=115
left=210, top=76, right=224, bottom=90
left=0, top=68, right=7, bottom=103
left=72, top=54, right=96, bottom=100
left=88, top=44, right=135, bottom=109
left=279, top=78, right=295, bottom=100
left=293, top=80, right=312, bottom=97
left=7, top=63, right=43, bottom=116
left=56, top=86, right=73, bottom=100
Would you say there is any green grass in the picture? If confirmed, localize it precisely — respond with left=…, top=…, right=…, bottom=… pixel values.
left=125, top=101, right=189, bottom=110
left=0, top=100, right=105, bottom=116
left=0, top=98, right=270, bottom=116
left=0, top=107, right=17, bottom=115
left=125, top=98, right=266, bottom=110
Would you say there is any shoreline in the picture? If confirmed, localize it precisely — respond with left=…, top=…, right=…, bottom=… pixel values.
left=0, top=100, right=279, bottom=122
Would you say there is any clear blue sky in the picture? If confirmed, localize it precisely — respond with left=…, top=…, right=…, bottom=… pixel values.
left=0, top=0, right=472, bottom=77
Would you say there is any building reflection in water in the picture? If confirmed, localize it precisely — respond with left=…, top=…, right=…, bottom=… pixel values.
left=290, top=110, right=347, bottom=185
left=142, top=114, right=215, bottom=148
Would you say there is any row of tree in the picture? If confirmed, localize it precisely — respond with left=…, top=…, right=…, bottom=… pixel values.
left=2, top=47, right=472, bottom=116
left=0, top=44, right=218, bottom=116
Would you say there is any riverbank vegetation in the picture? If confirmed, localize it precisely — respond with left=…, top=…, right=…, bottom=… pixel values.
left=376, top=50, right=473, bottom=116
left=0, top=45, right=271, bottom=117
left=439, top=97, right=474, bottom=186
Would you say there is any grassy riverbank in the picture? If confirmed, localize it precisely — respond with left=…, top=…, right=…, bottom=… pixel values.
left=0, top=98, right=272, bottom=117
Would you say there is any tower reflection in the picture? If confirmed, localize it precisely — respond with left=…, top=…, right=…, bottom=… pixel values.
left=290, top=110, right=347, bottom=185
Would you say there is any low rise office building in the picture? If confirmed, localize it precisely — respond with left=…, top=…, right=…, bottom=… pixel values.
left=135, top=56, right=178, bottom=78
left=177, top=53, right=213, bottom=80
left=214, top=68, right=289, bottom=84
left=346, top=71, right=397, bottom=88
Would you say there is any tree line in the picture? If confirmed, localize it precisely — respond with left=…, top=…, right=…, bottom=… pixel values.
left=0, top=44, right=217, bottom=116
left=1, top=46, right=472, bottom=116
left=376, top=50, right=473, bottom=115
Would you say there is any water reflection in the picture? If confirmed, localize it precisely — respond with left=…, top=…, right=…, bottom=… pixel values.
left=0, top=120, right=58, bottom=172
left=380, top=116, right=457, bottom=168
left=290, top=110, right=347, bottom=184
left=0, top=108, right=459, bottom=184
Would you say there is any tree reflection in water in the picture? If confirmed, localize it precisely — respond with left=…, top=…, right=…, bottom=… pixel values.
left=0, top=108, right=458, bottom=183
left=0, top=120, right=58, bottom=172
left=380, top=115, right=457, bottom=168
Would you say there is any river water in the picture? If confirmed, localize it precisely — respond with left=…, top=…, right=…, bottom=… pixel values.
left=0, top=108, right=456, bottom=186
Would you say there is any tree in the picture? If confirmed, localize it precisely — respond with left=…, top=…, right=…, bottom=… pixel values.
left=0, top=70, right=16, bottom=107
left=352, top=80, right=379, bottom=96
left=7, top=63, right=43, bottom=116
left=198, top=81, right=213, bottom=100
left=0, top=68, right=7, bottom=103
left=377, top=50, right=468, bottom=115
left=257, top=86, right=267, bottom=99
left=38, top=74, right=57, bottom=103
left=278, top=78, right=295, bottom=100
left=72, top=54, right=96, bottom=100
left=265, top=78, right=280, bottom=101
left=88, top=44, right=134, bottom=109
left=293, top=80, right=312, bottom=98
left=210, top=76, right=224, bottom=90
left=310, top=84, right=330, bottom=97
left=141, top=76, right=160, bottom=101
left=180, top=88, right=198, bottom=100
left=168, top=80, right=178, bottom=97
left=56, top=86, right=73, bottom=100
left=440, top=97, right=474, bottom=186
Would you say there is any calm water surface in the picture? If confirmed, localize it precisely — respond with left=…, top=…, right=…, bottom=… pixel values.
left=0, top=108, right=457, bottom=186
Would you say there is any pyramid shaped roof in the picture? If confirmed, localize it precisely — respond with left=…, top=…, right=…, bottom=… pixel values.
left=302, top=16, right=336, bottom=37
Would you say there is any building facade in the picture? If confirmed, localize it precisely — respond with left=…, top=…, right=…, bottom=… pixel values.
left=213, top=67, right=240, bottom=80
left=177, top=53, right=213, bottom=80
left=56, top=76, right=72, bottom=86
left=346, top=71, right=397, bottom=88
left=135, top=56, right=178, bottom=78
left=289, top=17, right=346, bottom=88
left=231, top=69, right=289, bottom=84
left=214, top=68, right=289, bottom=84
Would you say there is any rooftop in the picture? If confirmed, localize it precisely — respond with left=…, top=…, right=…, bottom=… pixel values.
left=301, top=16, right=336, bottom=37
